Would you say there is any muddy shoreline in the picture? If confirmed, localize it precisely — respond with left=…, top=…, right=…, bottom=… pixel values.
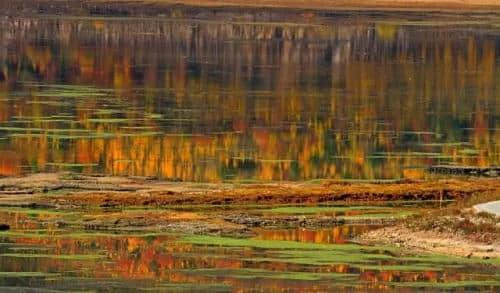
left=1, top=173, right=498, bottom=207
left=359, top=195, right=500, bottom=258
left=0, top=173, right=498, bottom=242
left=360, top=225, right=500, bottom=259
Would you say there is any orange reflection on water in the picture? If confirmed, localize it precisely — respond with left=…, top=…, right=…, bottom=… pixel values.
left=0, top=18, right=498, bottom=182
left=0, top=231, right=482, bottom=292
left=254, top=225, right=381, bottom=244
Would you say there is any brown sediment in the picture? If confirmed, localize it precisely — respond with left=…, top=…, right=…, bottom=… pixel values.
left=0, top=173, right=498, bottom=238
left=0, top=173, right=498, bottom=207
left=80, top=211, right=250, bottom=235
left=53, top=179, right=500, bottom=207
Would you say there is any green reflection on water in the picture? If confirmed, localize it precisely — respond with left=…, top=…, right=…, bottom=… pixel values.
left=0, top=203, right=496, bottom=292
left=0, top=16, right=497, bottom=182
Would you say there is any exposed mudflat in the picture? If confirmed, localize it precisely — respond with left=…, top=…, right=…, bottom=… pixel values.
left=0, top=173, right=498, bottom=240
left=0, top=173, right=429, bottom=236
left=0, top=173, right=498, bottom=208
left=360, top=197, right=500, bottom=258
left=360, top=226, right=500, bottom=259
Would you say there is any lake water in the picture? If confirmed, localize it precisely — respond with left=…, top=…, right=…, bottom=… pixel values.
left=0, top=15, right=499, bottom=182
left=0, top=204, right=498, bottom=292
left=0, top=13, right=498, bottom=292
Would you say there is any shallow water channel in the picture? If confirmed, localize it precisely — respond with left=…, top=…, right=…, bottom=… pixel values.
left=0, top=203, right=497, bottom=292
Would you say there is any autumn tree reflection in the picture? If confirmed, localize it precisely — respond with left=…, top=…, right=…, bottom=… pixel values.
left=0, top=18, right=497, bottom=181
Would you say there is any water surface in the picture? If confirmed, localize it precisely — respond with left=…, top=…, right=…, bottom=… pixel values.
left=0, top=204, right=498, bottom=292
left=0, top=16, right=498, bottom=182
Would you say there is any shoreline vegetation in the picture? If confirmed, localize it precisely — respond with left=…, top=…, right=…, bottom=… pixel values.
left=1, top=0, right=500, bottom=18
left=0, top=173, right=498, bottom=258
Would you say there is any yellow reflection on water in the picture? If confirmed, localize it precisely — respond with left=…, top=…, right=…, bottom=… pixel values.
left=0, top=18, right=498, bottom=181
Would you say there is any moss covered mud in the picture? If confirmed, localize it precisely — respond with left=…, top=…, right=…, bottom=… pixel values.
left=0, top=173, right=497, bottom=235
left=0, top=173, right=498, bottom=290
left=0, top=172, right=496, bottom=206
left=0, top=173, right=495, bottom=233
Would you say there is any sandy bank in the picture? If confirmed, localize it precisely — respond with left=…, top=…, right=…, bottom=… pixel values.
left=360, top=196, right=500, bottom=258
left=474, top=201, right=500, bottom=217
left=360, top=225, right=499, bottom=258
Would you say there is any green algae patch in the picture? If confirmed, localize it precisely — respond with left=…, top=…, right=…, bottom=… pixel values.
left=367, top=152, right=452, bottom=159
left=182, top=234, right=365, bottom=251
left=118, top=132, right=163, bottom=137
left=86, top=118, right=143, bottom=123
left=265, top=206, right=388, bottom=214
left=139, top=283, right=231, bottom=292
left=8, top=247, right=54, bottom=253
left=339, top=211, right=414, bottom=220
left=0, top=206, right=76, bottom=216
left=0, top=127, right=89, bottom=133
left=34, top=90, right=107, bottom=98
left=263, top=206, right=415, bottom=221
left=254, top=251, right=394, bottom=266
left=0, top=230, right=172, bottom=241
left=0, top=207, right=74, bottom=217
left=181, top=235, right=499, bottom=270
left=182, top=235, right=398, bottom=266
left=401, top=254, right=500, bottom=266
left=46, top=163, right=99, bottom=167
left=0, top=272, right=62, bottom=278
left=183, top=268, right=357, bottom=281
left=0, top=253, right=105, bottom=261
left=390, top=280, right=500, bottom=289
left=356, top=264, right=447, bottom=272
